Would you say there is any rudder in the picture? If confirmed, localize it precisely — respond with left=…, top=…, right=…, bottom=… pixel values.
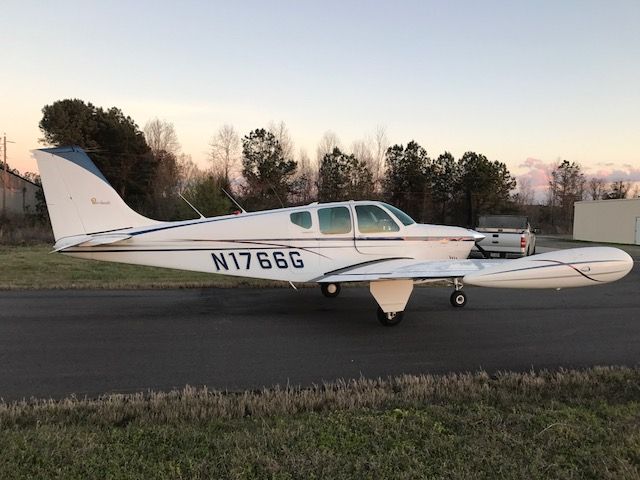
left=33, top=146, right=157, bottom=241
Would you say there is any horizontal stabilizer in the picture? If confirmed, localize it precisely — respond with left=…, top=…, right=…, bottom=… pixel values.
left=52, top=233, right=132, bottom=252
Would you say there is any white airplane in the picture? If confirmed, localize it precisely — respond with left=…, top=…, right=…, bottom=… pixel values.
left=34, top=146, right=633, bottom=326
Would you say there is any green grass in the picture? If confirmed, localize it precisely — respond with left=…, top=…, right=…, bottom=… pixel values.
left=1, top=367, right=639, bottom=479
left=0, top=245, right=283, bottom=290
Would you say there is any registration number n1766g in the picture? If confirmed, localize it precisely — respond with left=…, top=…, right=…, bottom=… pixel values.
left=211, top=251, right=304, bottom=271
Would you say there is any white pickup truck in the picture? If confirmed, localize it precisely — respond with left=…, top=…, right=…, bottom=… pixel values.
left=473, top=215, right=537, bottom=258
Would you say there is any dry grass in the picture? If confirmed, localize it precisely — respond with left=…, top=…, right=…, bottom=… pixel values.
left=2, top=366, right=637, bottom=424
left=1, top=367, right=639, bottom=479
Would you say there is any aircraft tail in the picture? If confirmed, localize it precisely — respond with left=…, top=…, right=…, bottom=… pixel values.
left=33, top=146, right=158, bottom=242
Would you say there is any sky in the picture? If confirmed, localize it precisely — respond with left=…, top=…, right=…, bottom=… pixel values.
left=1, top=0, right=639, bottom=199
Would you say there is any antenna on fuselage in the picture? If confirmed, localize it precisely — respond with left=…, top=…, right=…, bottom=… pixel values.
left=222, top=188, right=247, bottom=213
left=179, top=193, right=206, bottom=219
left=269, top=185, right=285, bottom=208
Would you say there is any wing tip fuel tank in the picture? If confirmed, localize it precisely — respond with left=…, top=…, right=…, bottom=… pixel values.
left=463, top=247, right=633, bottom=289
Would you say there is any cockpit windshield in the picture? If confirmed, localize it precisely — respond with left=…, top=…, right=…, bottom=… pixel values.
left=380, top=203, right=415, bottom=226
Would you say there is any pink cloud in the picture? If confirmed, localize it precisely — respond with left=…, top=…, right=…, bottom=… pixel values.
left=587, top=166, right=640, bottom=183
left=516, top=157, right=557, bottom=202
left=516, top=157, right=640, bottom=201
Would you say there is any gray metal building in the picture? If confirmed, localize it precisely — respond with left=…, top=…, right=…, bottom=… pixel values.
left=574, top=198, right=640, bottom=245
left=0, top=167, right=41, bottom=217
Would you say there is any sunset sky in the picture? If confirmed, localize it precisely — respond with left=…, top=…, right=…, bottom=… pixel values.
left=1, top=0, right=639, bottom=199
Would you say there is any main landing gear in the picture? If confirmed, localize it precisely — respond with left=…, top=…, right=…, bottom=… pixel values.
left=370, top=278, right=469, bottom=327
left=376, top=307, right=404, bottom=326
left=320, top=282, right=341, bottom=298
left=449, top=278, right=467, bottom=308
left=321, top=278, right=469, bottom=327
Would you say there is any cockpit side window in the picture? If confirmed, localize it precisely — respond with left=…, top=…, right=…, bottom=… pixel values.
left=381, top=203, right=415, bottom=226
left=318, top=207, right=352, bottom=234
left=290, top=211, right=312, bottom=229
left=356, top=205, right=400, bottom=233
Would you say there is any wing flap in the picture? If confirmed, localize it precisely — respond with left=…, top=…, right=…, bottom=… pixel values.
left=317, top=258, right=505, bottom=283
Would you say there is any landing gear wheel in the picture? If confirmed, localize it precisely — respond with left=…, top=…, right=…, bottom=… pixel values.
left=450, top=290, right=467, bottom=308
left=376, top=307, right=404, bottom=327
left=321, top=283, right=341, bottom=298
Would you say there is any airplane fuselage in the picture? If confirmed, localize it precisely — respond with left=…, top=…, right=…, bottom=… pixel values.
left=60, top=201, right=481, bottom=283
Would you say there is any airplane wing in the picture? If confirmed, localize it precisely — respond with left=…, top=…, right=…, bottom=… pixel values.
left=314, top=258, right=501, bottom=283
left=315, top=247, right=633, bottom=289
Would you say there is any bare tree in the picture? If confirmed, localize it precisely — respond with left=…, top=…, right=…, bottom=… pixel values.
left=316, top=131, right=341, bottom=164
left=547, top=160, right=585, bottom=232
left=607, top=180, right=631, bottom=199
left=268, top=121, right=294, bottom=161
left=176, top=153, right=203, bottom=192
left=514, top=177, right=534, bottom=205
left=143, top=118, right=182, bottom=219
left=372, top=125, right=389, bottom=187
left=144, top=118, right=181, bottom=156
left=209, top=124, right=240, bottom=182
left=351, top=139, right=374, bottom=175
left=587, top=177, right=607, bottom=200
left=291, top=149, right=316, bottom=204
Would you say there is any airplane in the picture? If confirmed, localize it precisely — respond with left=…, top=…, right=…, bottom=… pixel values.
left=34, top=146, right=634, bottom=326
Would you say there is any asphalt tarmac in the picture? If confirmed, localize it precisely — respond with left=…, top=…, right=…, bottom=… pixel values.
left=1, top=239, right=639, bottom=401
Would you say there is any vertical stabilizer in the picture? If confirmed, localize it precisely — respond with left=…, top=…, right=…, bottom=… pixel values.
left=33, top=146, right=157, bottom=241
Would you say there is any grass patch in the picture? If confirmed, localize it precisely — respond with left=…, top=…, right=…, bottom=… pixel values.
left=0, top=244, right=284, bottom=290
left=1, top=367, right=639, bottom=479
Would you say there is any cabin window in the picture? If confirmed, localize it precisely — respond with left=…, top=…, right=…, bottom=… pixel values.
left=356, top=205, right=400, bottom=233
left=381, top=203, right=415, bottom=226
left=290, top=211, right=312, bottom=229
left=318, top=207, right=352, bottom=234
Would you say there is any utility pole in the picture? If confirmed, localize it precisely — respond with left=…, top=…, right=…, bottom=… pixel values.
left=1, top=134, right=16, bottom=218
left=2, top=134, right=6, bottom=218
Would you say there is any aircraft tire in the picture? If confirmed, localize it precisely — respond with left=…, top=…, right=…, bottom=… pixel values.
left=450, top=290, right=467, bottom=308
left=321, top=283, right=341, bottom=298
left=376, top=307, right=404, bottom=327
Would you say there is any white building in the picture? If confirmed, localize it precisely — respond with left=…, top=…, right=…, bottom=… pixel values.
left=574, top=198, right=640, bottom=245
left=0, top=167, right=41, bottom=217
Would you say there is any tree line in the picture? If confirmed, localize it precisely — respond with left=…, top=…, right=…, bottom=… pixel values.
left=34, top=99, right=637, bottom=232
